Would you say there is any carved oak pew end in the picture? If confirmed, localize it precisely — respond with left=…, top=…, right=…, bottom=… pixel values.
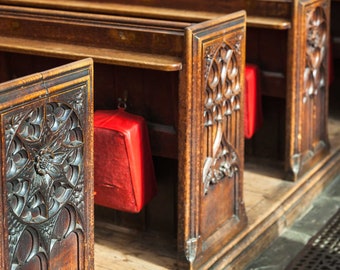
left=0, top=5, right=248, bottom=269
left=245, top=0, right=331, bottom=181
left=0, top=58, right=94, bottom=269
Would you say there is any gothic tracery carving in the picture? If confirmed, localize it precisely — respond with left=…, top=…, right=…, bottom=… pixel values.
left=303, top=6, right=327, bottom=103
left=5, top=100, right=85, bottom=266
left=202, top=42, right=240, bottom=195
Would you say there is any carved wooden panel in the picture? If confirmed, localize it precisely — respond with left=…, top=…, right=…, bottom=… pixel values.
left=178, top=11, right=247, bottom=269
left=287, top=0, right=330, bottom=180
left=0, top=59, right=94, bottom=269
left=202, top=42, right=242, bottom=196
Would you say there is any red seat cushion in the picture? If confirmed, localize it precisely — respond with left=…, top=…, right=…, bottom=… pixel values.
left=245, top=64, right=263, bottom=139
left=94, top=109, right=157, bottom=213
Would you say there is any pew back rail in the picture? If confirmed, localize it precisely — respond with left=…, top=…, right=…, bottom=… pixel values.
left=0, top=3, right=247, bottom=269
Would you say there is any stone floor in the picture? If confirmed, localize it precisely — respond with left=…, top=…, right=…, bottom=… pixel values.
left=245, top=174, right=340, bottom=270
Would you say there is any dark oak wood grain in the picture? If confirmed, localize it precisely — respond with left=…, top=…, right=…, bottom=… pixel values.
left=245, top=0, right=331, bottom=181
left=0, top=0, right=335, bottom=269
left=0, top=2, right=248, bottom=269
left=0, top=58, right=94, bottom=269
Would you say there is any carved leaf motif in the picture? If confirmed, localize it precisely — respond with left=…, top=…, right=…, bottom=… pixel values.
left=6, top=102, right=84, bottom=224
left=17, top=107, right=44, bottom=142
left=5, top=101, right=86, bottom=267
left=70, top=88, right=86, bottom=116
left=6, top=137, right=28, bottom=180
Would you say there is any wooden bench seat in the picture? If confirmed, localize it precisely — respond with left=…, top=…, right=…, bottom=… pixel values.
left=0, top=36, right=183, bottom=71
left=9, top=0, right=329, bottom=182
left=0, top=1, right=333, bottom=269
left=0, top=2, right=248, bottom=269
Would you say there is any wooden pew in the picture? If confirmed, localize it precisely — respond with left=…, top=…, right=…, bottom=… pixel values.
left=0, top=59, right=94, bottom=270
left=245, top=0, right=331, bottom=181
left=0, top=1, right=247, bottom=269
left=42, top=0, right=332, bottom=182
left=44, top=0, right=332, bottom=183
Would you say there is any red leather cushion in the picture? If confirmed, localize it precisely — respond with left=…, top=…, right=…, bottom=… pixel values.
left=94, top=109, right=157, bottom=213
left=245, top=64, right=263, bottom=139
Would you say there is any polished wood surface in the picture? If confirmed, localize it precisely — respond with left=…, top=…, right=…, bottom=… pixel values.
left=247, top=16, right=291, bottom=29
left=0, top=0, right=243, bottom=21
left=245, top=0, right=331, bottom=181
left=0, top=0, right=332, bottom=183
left=0, top=2, right=248, bottom=269
left=94, top=58, right=340, bottom=268
left=0, top=0, right=336, bottom=269
left=94, top=141, right=340, bottom=270
left=0, top=59, right=94, bottom=269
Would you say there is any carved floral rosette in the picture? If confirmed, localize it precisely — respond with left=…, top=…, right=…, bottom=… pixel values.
left=4, top=89, right=86, bottom=267
left=202, top=41, right=241, bottom=195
